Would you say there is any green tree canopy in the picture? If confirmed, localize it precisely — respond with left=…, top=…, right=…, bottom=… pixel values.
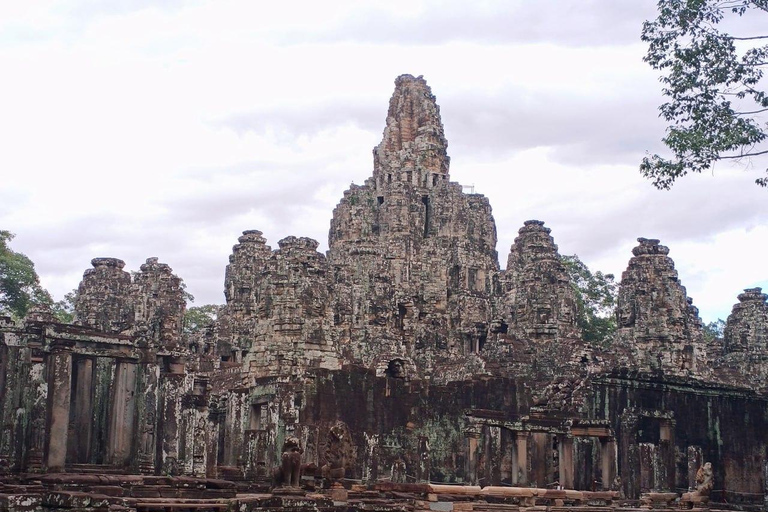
left=641, top=0, right=768, bottom=188
left=183, top=304, right=222, bottom=336
left=561, top=254, right=619, bottom=345
left=0, top=231, right=53, bottom=319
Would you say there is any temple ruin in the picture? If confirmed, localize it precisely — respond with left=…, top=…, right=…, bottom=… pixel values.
left=2, top=75, right=768, bottom=512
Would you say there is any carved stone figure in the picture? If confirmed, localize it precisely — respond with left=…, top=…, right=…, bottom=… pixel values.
left=391, top=457, right=407, bottom=483
left=695, top=462, right=713, bottom=496
left=386, top=359, right=406, bottom=379
left=321, top=421, right=353, bottom=483
left=272, top=436, right=303, bottom=488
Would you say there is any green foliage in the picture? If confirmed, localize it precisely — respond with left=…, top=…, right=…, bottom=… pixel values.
left=183, top=304, right=222, bottom=335
left=703, top=318, right=726, bottom=340
left=52, top=289, right=77, bottom=324
left=641, top=0, right=768, bottom=188
left=561, top=255, right=619, bottom=345
left=0, top=231, right=53, bottom=318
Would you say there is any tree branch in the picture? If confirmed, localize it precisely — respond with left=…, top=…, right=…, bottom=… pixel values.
left=720, top=148, right=768, bottom=159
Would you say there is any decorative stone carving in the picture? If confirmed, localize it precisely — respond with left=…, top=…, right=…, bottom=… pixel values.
left=74, top=258, right=134, bottom=333
left=499, top=220, right=579, bottom=342
left=724, top=288, right=768, bottom=354
left=695, top=462, right=713, bottom=496
left=326, top=74, right=498, bottom=380
left=273, top=436, right=304, bottom=488
left=613, top=238, right=706, bottom=375
left=132, top=257, right=186, bottom=349
left=321, top=421, right=354, bottom=484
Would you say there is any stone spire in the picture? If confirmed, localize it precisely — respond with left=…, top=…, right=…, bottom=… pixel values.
left=500, top=220, right=579, bottom=341
left=724, top=287, right=768, bottom=354
left=372, top=74, right=449, bottom=191
left=74, top=257, right=134, bottom=334
left=223, top=230, right=273, bottom=324
left=615, top=238, right=705, bottom=374
left=326, top=74, right=498, bottom=380
left=132, top=257, right=186, bottom=350
left=241, top=236, right=339, bottom=381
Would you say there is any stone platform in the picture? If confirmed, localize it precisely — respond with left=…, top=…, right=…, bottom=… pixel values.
left=0, top=475, right=742, bottom=512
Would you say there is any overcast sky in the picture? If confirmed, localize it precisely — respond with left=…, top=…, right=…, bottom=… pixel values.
left=1, top=0, right=766, bottom=322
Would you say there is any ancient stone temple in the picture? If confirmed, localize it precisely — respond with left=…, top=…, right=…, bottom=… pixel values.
left=2, top=75, right=768, bottom=512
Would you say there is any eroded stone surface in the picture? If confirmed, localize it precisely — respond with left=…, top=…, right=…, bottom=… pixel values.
left=74, top=258, right=133, bottom=333
left=613, top=238, right=706, bottom=376
left=724, top=287, right=768, bottom=354
left=2, top=74, right=768, bottom=506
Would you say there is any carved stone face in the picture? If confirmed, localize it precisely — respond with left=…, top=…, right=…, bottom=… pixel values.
left=618, top=299, right=635, bottom=327
left=387, top=359, right=406, bottom=379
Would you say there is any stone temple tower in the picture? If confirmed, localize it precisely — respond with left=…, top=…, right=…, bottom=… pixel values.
left=328, top=74, right=499, bottom=379
left=614, top=238, right=705, bottom=374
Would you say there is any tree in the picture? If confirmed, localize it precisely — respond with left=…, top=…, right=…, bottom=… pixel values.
left=641, top=0, right=768, bottom=188
left=0, top=231, right=53, bottom=318
left=51, top=289, right=77, bottom=324
left=183, top=304, right=222, bottom=336
left=561, top=255, right=619, bottom=344
left=702, top=318, right=726, bottom=340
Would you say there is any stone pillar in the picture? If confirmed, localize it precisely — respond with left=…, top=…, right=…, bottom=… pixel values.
left=417, top=435, right=430, bottom=483
left=687, top=446, right=702, bottom=490
left=108, top=360, right=138, bottom=467
left=531, top=432, right=548, bottom=488
left=46, top=350, right=72, bottom=471
left=487, top=425, right=501, bottom=486
left=363, top=433, right=380, bottom=484
left=763, top=458, right=768, bottom=512
left=513, top=431, right=529, bottom=485
left=601, top=438, right=617, bottom=490
left=659, top=420, right=675, bottom=491
left=465, top=426, right=481, bottom=485
left=0, top=344, right=7, bottom=415
left=26, top=354, right=48, bottom=472
left=558, top=435, right=574, bottom=489
left=69, top=358, right=94, bottom=463
left=136, top=359, right=159, bottom=474
left=159, top=373, right=185, bottom=474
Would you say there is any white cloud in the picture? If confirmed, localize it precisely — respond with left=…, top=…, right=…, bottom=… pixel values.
left=1, top=0, right=765, bottom=323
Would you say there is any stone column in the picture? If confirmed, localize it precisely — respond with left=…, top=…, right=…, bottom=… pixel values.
left=70, top=358, right=94, bottom=463
left=363, top=433, right=380, bottom=484
left=27, top=354, right=49, bottom=472
left=159, top=373, right=185, bottom=474
left=601, top=438, right=617, bottom=490
left=46, top=350, right=72, bottom=471
left=687, top=446, right=702, bottom=490
left=464, top=426, right=481, bottom=485
left=512, top=431, right=529, bottom=486
left=659, top=419, right=675, bottom=491
left=487, top=425, right=501, bottom=486
left=108, top=360, right=138, bottom=468
left=136, top=358, right=159, bottom=474
left=417, top=435, right=430, bottom=483
left=558, top=435, right=574, bottom=489
left=531, top=432, right=548, bottom=488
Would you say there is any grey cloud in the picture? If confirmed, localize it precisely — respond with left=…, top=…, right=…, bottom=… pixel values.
left=222, top=88, right=668, bottom=168
left=444, top=92, right=667, bottom=165
left=542, top=177, right=768, bottom=265
left=286, top=0, right=658, bottom=47
left=221, top=102, right=382, bottom=140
